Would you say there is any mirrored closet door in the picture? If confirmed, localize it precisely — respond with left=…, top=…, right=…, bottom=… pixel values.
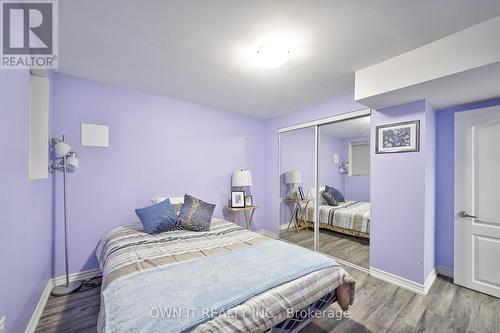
left=317, top=116, right=371, bottom=269
left=278, top=110, right=371, bottom=269
left=279, top=126, right=316, bottom=250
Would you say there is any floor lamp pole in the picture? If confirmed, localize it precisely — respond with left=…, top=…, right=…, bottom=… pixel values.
left=52, top=135, right=82, bottom=297
left=63, top=152, right=69, bottom=286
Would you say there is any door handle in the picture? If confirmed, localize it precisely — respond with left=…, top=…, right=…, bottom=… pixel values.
left=458, top=211, right=477, bottom=219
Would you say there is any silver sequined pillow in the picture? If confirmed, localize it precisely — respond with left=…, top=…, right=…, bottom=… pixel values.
left=177, top=194, right=215, bottom=231
left=322, top=191, right=338, bottom=206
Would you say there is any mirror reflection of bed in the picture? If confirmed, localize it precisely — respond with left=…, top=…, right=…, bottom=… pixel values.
left=280, top=190, right=370, bottom=269
left=279, top=115, right=371, bottom=269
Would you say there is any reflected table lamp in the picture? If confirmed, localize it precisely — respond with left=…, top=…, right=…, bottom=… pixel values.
left=285, top=170, right=302, bottom=200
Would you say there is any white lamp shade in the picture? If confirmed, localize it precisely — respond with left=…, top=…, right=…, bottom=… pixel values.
left=54, top=141, right=71, bottom=157
left=285, top=170, right=302, bottom=184
left=66, top=154, right=79, bottom=170
left=232, top=170, right=252, bottom=187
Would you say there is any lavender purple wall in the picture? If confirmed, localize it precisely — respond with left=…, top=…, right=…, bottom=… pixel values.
left=319, top=132, right=345, bottom=194
left=279, top=127, right=315, bottom=225
left=50, top=73, right=265, bottom=276
left=280, top=127, right=316, bottom=194
left=344, top=175, right=370, bottom=201
left=264, top=94, right=366, bottom=234
left=435, top=97, right=500, bottom=270
left=0, top=71, right=53, bottom=333
left=424, top=102, right=436, bottom=279
left=435, top=110, right=454, bottom=270
left=370, top=100, right=435, bottom=284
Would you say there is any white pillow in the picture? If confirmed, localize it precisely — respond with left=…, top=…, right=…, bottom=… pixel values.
left=307, top=187, right=327, bottom=205
left=151, top=196, right=184, bottom=205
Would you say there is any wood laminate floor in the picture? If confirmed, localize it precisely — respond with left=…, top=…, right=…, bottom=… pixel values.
left=303, top=268, right=499, bottom=333
left=35, top=267, right=500, bottom=333
left=36, top=278, right=101, bottom=333
left=280, top=228, right=370, bottom=268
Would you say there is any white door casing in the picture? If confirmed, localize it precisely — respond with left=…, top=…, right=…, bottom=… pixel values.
left=454, top=105, right=500, bottom=298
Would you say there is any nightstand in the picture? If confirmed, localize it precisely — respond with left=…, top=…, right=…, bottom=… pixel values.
left=284, top=199, right=311, bottom=232
left=224, top=206, right=258, bottom=230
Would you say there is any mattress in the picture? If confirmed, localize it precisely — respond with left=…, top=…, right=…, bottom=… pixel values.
left=302, top=201, right=370, bottom=234
left=96, top=218, right=355, bottom=332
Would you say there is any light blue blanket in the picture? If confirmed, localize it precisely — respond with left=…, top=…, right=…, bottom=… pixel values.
left=103, top=240, right=338, bottom=332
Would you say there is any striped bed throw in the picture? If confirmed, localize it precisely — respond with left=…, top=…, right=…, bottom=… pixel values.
left=303, top=201, right=370, bottom=234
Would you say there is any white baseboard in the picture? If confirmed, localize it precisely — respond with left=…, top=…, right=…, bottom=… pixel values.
left=370, top=267, right=436, bottom=295
left=25, top=268, right=101, bottom=333
left=424, top=268, right=437, bottom=293
left=24, top=279, right=53, bottom=333
left=436, top=265, right=453, bottom=278
left=52, top=268, right=101, bottom=287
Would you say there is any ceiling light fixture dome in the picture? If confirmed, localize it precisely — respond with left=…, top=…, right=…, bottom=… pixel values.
left=255, top=43, right=292, bottom=69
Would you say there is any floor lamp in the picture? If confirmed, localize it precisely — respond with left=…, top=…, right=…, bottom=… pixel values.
left=51, top=135, right=82, bottom=296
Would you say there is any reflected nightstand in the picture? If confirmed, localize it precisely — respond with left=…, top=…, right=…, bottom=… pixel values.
left=284, top=199, right=311, bottom=232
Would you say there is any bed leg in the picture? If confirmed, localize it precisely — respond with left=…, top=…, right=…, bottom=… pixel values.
left=336, top=283, right=352, bottom=311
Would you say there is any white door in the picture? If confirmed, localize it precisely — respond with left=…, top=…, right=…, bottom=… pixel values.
left=454, top=105, right=500, bottom=298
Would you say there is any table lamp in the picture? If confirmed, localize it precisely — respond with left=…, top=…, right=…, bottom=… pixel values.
left=285, top=170, right=302, bottom=200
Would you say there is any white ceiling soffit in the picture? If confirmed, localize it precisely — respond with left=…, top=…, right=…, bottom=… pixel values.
left=58, top=1, right=500, bottom=118
left=320, top=116, right=371, bottom=139
left=355, top=16, right=500, bottom=110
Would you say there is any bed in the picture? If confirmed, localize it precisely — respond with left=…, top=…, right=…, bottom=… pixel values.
left=300, top=188, right=370, bottom=238
left=96, top=218, right=355, bottom=333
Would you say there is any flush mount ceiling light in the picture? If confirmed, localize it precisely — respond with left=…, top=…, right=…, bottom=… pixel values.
left=233, top=32, right=301, bottom=72
left=255, top=43, right=292, bottom=69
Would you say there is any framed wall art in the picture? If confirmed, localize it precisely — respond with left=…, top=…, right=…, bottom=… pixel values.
left=375, top=120, right=420, bottom=154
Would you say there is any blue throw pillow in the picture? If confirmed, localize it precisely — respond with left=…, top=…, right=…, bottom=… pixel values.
left=135, top=199, right=177, bottom=234
left=177, top=194, right=215, bottom=232
left=325, top=185, right=345, bottom=202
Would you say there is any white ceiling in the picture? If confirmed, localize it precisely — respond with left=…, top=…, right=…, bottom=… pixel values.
left=57, top=1, right=500, bottom=118
left=321, top=116, right=371, bottom=139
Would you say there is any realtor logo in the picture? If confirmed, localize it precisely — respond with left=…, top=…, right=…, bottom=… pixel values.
left=1, top=0, right=58, bottom=69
